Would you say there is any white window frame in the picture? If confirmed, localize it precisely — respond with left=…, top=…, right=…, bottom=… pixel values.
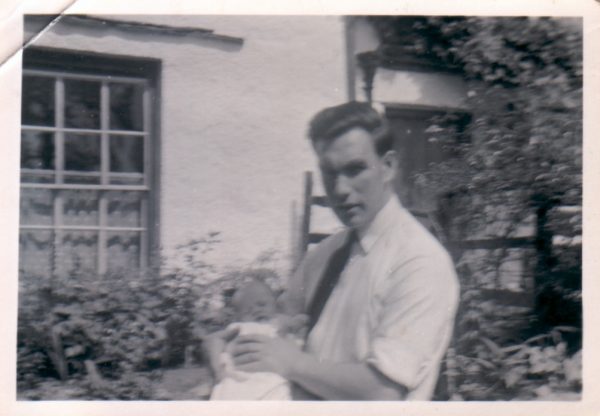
left=20, top=50, right=159, bottom=276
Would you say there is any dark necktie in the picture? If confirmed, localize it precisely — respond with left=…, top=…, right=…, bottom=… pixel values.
left=306, top=231, right=355, bottom=334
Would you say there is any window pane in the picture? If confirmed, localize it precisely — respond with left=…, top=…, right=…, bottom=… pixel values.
left=22, top=75, right=54, bottom=126
left=389, top=117, right=429, bottom=210
left=21, top=130, right=55, bottom=183
left=21, top=171, right=55, bottom=184
left=110, top=83, right=144, bottom=131
left=389, top=113, right=461, bottom=212
left=59, top=231, right=98, bottom=275
left=110, top=135, right=143, bottom=173
left=65, top=79, right=100, bottom=129
left=62, top=190, right=99, bottom=226
left=107, top=191, right=143, bottom=228
left=19, top=230, right=53, bottom=277
left=106, top=231, right=140, bottom=273
left=65, top=133, right=100, bottom=172
left=20, top=188, right=53, bottom=226
left=21, top=131, right=54, bottom=170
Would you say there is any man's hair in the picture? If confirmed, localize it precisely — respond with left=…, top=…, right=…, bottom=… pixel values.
left=308, top=101, right=394, bottom=156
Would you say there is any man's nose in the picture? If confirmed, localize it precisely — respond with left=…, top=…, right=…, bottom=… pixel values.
left=333, top=174, right=352, bottom=198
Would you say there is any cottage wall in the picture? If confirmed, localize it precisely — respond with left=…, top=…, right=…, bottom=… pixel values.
left=25, top=15, right=347, bottom=272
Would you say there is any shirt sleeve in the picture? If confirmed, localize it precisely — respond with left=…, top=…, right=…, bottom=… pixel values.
left=366, top=250, right=459, bottom=395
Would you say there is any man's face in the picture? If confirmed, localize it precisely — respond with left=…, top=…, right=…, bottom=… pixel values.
left=314, top=127, right=396, bottom=232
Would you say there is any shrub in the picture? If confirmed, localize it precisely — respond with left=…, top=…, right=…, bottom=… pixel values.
left=367, top=17, right=582, bottom=401
left=17, top=235, right=288, bottom=399
left=17, top=270, right=183, bottom=388
left=448, top=279, right=581, bottom=401
left=16, top=235, right=219, bottom=396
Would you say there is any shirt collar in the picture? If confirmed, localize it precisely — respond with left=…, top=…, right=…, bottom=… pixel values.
left=355, top=196, right=404, bottom=254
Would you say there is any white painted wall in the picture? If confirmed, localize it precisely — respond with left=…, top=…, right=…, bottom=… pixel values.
left=26, top=15, right=347, bottom=273
left=346, top=17, right=467, bottom=109
left=368, top=68, right=467, bottom=109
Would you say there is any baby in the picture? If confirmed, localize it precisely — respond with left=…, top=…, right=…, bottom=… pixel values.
left=206, top=279, right=306, bottom=400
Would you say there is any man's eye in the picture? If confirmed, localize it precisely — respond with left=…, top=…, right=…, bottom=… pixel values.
left=344, top=165, right=365, bottom=177
left=321, top=169, right=336, bottom=179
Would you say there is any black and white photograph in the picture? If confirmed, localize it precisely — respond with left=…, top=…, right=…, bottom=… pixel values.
left=1, top=0, right=599, bottom=415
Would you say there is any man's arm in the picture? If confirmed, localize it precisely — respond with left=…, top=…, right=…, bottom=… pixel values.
left=287, top=351, right=406, bottom=400
left=231, top=334, right=406, bottom=400
left=234, top=250, right=459, bottom=400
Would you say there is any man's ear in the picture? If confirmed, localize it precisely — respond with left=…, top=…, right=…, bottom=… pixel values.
left=381, top=150, right=398, bottom=183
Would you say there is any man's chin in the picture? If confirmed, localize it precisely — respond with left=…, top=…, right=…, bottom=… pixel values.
left=340, top=216, right=365, bottom=231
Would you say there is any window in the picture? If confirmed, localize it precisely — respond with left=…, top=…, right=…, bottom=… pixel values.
left=385, top=105, right=470, bottom=214
left=19, top=48, right=160, bottom=277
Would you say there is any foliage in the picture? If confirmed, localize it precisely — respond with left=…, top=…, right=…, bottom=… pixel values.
left=17, top=232, right=225, bottom=388
left=452, top=333, right=581, bottom=400
left=17, top=231, right=286, bottom=399
left=17, top=269, right=184, bottom=393
left=18, top=371, right=161, bottom=400
left=370, top=16, right=583, bottom=400
left=449, top=281, right=581, bottom=400
left=371, top=16, right=582, bottom=235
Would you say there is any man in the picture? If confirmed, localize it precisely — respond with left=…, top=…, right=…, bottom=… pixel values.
left=230, top=102, right=459, bottom=400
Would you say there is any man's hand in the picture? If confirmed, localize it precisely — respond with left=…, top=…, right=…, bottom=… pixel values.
left=230, top=334, right=304, bottom=378
left=275, top=313, right=309, bottom=339
left=202, top=326, right=239, bottom=382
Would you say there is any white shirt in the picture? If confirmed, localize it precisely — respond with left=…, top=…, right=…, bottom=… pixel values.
left=287, top=196, right=459, bottom=400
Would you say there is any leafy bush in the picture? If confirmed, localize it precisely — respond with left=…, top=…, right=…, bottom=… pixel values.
left=449, top=282, right=581, bottom=400
left=17, top=235, right=210, bottom=396
left=452, top=336, right=581, bottom=400
left=17, top=270, right=186, bottom=390
left=18, top=371, right=161, bottom=400
left=369, top=16, right=582, bottom=401
left=17, top=234, right=288, bottom=400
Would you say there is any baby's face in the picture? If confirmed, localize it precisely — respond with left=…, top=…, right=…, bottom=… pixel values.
left=233, top=283, right=277, bottom=323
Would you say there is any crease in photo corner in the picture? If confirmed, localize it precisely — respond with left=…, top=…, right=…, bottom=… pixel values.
left=0, top=0, right=77, bottom=68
